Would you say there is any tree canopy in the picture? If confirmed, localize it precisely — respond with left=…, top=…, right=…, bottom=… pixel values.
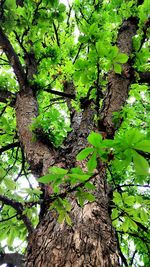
left=0, top=0, right=150, bottom=266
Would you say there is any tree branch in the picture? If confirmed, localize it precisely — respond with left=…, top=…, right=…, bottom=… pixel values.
left=0, top=141, right=20, bottom=155
left=114, top=184, right=150, bottom=191
left=73, top=43, right=83, bottom=64
left=116, top=232, right=128, bottom=266
left=43, top=87, right=75, bottom=99
left=0, top=27, right=27, bottom=90
left=0, top=213, right=17, bottom=223
left=0, top=252, right=24, bottom=267
left=53, top=22, right=60, bottom=47
left=0, top=195, right=34, bottom=233
left=130, top=250, right=137, bottom=266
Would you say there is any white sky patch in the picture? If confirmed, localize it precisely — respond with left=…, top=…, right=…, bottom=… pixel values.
left=60, top=0, right=72, bottom=7
left=127, top=96, right=136, bottom=104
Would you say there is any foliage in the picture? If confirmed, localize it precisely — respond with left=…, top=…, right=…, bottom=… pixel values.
left=0, top=0, right=149, bottom=266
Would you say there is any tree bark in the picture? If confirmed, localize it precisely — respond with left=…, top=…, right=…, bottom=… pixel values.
left=24, top=99, right=120, bottom=267
left=13, top=18, right=137, bottom=267
left=26, top=172, right=119, bottom=267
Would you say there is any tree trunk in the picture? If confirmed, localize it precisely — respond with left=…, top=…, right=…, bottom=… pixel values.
left=26, top=172, right=119, bottom=267
left=16, top=91, right=120, bottom=267
left=14, top=18, right=137, bottom=267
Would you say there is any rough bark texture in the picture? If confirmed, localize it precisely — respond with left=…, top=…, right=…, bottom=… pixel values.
left=23, top=94, right=120, bottom=266
left=16, top=91, right=56, bottom=176
left=101, top=18, right=137, bottom=137
left=26, top=170, right=119, bottom=267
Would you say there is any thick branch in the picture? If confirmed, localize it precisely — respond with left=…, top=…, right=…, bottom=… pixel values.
left=0, top=27, right=27, bottom=90
left=0, top=195, right=33, bottom=233
left=0, top=141, right=20, bottom=155
left=0, top=252, right=24, bottom=267
left=100, top=18, right=138, bottom=137
left=16, top=91, right=57, bottom=176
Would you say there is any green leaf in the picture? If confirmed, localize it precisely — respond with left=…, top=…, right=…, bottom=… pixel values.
left=84, top=182, right=96, bottom=190
left=68, top=173, right=90, bottom=181
left=115, top=53, right=129, bottom=63
left=87, top=132, right=102, bottom=147
left=5, top=0, right=16, bottom=9
left=140, top=209, right=148, bottom=222
left=65, top=213, right=72, bottom=226
left=132, top=150, right=149, bottom=175
left=49, top=166, right=68, bottom=175
left=122, top=217, right=129, bottom=232
left=111, top=208, right=119, bottom=220
left=7, top=228, right=15, bottom=247
left=70, top=167, right=83, bottom=174
left=38, top=174, right=53, bottom=183
left=129, top=219, right=138, bottom=231
left=134, top=140, right=150, bottom=153
left=4, top=178, right=16, bottom=190
left=58, top=212, right=65, bottom=224
left=58, top=3, right=66, bottom=12
left=123, top=196, right=135, bottom=206
left=114, top=63, right=122, bottom=74
left=84, top=192, right=95, bottom=202
left=0, top=167, right=6, bottom=183
left=87, top=152, right=97, bottom=172
left=76, top=147, right=94, bottom=160
left=109, top=46, right=119, bottom=59
left=96, top=41, right=108, bottom=57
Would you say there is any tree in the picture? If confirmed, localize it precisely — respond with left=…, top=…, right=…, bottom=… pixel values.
left=0, top=0, right=149, bottom=266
